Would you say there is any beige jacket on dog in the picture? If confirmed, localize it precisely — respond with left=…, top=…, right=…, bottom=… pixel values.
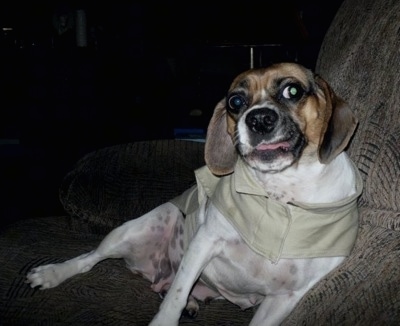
left=173, top=157, right=363, bottom=263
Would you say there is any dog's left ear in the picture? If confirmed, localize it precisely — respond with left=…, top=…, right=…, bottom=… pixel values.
left=317, top=76, right=358, bottom=164
left=204, top=98, right=238, bottom=175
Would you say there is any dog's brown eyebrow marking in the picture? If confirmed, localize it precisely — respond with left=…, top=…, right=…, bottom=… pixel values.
left=275, top=77, right=308, bottom=91
left=232, top=74, right=268, bottom=104
left=237, top=79, right=250, bottom=89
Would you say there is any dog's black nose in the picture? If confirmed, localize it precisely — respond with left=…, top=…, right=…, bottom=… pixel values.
left=245, top=108, right=278, bottom=134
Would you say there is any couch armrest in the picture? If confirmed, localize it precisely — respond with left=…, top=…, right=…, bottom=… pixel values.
left=59, top=139, right=205, bottom=234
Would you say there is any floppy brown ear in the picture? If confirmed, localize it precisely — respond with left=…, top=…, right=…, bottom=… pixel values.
left=204, top=98, right=238, bottom=175
left=317, top=76, right=358, bottom=164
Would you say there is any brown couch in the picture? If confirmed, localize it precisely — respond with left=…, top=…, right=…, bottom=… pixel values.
left=1, top=0, right=399, bottom=324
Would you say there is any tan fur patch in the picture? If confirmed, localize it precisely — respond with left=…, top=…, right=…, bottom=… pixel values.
left=296, top=90, right=329, bottom=152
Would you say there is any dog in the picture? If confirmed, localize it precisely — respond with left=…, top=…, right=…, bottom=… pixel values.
left=26, top=62, right=363, bottom=325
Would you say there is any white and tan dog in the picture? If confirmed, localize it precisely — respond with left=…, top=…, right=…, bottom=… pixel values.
left=27, top=62, right=363, bottom=326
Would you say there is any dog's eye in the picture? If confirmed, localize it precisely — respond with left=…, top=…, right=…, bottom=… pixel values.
left=282, top=84, right=304, bottom=100
left=227, top=95, right=246, bottom=113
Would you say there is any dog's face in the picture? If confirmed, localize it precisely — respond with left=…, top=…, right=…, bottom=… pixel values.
left=205, top=62, right=358, bottom=175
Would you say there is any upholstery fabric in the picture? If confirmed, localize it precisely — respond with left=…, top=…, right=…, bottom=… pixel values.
left=315, top=0, right=400, bottom=231
left=282, top=0, right=400, bottom=324
left=59, top=140, right=205, bottom=234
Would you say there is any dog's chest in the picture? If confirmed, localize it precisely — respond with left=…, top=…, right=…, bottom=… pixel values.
left=200, top=236, right=303, bottom=308
left=251, top=164, right=339, bottom=203
left=199, top=232, right=343, bottom=310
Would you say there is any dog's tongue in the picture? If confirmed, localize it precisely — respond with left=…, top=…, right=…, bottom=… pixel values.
left=257, top=142, right=290, bottom=150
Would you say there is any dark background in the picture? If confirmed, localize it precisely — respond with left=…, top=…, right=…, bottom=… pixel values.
left=0, top=0, right=344, bottom=229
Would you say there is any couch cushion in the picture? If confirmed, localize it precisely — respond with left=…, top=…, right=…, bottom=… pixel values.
left=316, top=0, right=400, bottom=229
left=59, top=140, right=205, bottom=234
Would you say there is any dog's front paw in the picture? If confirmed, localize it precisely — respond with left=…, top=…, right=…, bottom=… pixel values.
left=26, top=264, right=65, bottom=289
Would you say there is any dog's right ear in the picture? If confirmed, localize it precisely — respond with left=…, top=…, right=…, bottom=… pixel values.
left=205, top=98, right=238, bottom=176
left=316, top=76, right=358, bottom=164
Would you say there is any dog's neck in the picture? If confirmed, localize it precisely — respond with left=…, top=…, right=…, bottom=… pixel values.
left=251, top=152, right=357, bottom=204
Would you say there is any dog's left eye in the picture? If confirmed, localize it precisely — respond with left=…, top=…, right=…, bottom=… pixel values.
left=227, top=95, right=246, bottom=113
left=282, top=84, right=304, bottom=100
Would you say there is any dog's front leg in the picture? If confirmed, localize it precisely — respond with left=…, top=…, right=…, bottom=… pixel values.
left=149, top=206, right=222, bottom=326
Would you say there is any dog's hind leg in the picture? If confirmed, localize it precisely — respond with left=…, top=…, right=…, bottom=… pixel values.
left=26, top=202, right=184, bottom=290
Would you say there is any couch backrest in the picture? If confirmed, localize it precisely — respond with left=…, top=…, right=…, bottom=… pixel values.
left=316, top=0, right=400, bottom=230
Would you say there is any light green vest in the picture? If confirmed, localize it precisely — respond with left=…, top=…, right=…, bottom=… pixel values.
left=171, top=158, right=363, bottom=263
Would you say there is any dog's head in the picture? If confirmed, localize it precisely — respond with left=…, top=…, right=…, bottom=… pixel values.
left=205, top=62, right=358, bottom=175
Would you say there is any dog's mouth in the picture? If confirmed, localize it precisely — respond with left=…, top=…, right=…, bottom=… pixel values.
left=244, top=133, right=306, bottom=169
left=239, top=115, right=307, bottom=171
left=255, top=141, right=291, bottom=152
left=247, top=138, right=295, bottom=163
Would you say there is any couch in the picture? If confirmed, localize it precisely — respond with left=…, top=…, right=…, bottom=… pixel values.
left=1, top=0, right=399, bottom=324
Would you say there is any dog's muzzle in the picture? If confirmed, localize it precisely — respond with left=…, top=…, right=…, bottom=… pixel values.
left=245, top=108, right=278, bottom=135
left=240, top=107, right=307, bottom=169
